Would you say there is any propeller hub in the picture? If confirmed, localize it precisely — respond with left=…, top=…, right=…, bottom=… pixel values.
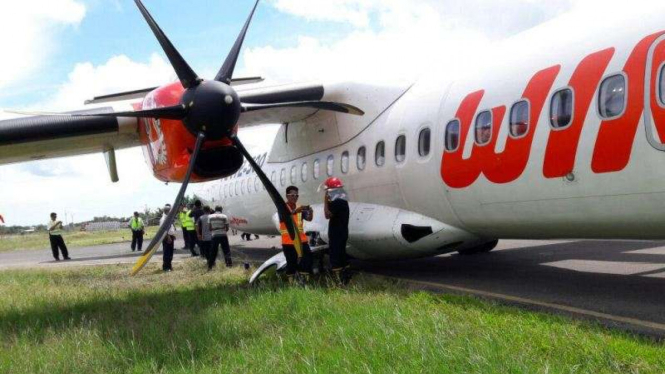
left=182, top=80, right=241, bottom=140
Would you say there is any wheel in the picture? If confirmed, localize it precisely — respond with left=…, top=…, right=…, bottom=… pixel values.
left=457, top=239, right=498, bottom=255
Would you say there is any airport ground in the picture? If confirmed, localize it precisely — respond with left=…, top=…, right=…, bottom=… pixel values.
left=1, top=234, right=664, bottom=372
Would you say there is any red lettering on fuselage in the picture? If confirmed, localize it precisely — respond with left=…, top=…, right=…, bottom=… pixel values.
left=441, top=66, right=560, bottom=188
left=441, top=31, right=665, bottom=188
left=544, top=48, right=614, bottom=178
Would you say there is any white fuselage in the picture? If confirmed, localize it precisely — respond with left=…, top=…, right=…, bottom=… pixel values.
left=194, top=7, right=665, bottom=261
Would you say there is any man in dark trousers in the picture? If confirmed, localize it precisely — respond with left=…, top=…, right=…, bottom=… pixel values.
left=128, top=211, right=145, bottom=252
left=196, top=206, right=212, bottom=261
left=160, top=204, right=176, bottom=272
left=47, top=212, right=70, bottom=261
left=188, top=200, right=204, bottom=255
left=279, top=186, right=314, bottom=283
left=208, top=206, right=231, bottom=269
left=323, top=177, right=350, bottom=284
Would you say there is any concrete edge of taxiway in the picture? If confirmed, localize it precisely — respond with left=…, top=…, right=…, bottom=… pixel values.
left=375, top=275, right=665, bottom=341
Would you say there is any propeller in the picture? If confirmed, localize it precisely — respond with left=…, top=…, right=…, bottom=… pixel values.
left=88, top=0, right=362, bottom=274
left=131, top=132, right=206, bottom=275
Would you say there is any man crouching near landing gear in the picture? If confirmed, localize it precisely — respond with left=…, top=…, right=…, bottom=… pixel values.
left=280, top=186, right=313, bottom=284
left=323, top=177, right=351, bottom=285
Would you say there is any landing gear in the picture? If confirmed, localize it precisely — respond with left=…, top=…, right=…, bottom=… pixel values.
left=457, top=239, right=498, bottom=255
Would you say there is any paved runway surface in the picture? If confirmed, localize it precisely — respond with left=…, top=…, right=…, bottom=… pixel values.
left=2, top=236, right=665, bottom=337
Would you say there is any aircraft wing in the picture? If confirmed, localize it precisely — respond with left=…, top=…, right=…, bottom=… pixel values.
left=0, top=106, right=140, bottom=166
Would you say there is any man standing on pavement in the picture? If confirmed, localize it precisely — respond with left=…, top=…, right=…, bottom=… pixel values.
left=47, top=212, right=70, bottom=261
left=129, top=211, right=145, bottom=252
left=279, top=186, right=313, bottom=283
left=189, top=200, right=204, bottom=255
left=323, top=177, right=351, bottom=284
left=179, top=204, right=198, bottom=256
left=196, top=206, right=212, bottom=261
left=160, top=204, right=176, bottom=272
left=208, top=205, right=231, bottom=269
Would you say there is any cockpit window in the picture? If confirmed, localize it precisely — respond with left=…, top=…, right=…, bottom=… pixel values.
left=659, top=64, right=665, bottom=106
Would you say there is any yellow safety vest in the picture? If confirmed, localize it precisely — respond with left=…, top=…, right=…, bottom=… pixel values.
left=279, top=208, right=308, bottom=245
left=130, top=217, right=144, bottom=231
left=179, top=211, right=195, bottom=230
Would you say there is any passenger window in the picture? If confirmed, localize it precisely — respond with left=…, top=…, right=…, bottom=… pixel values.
left=301, top=163, right=308, bottom=182
left=510, top=100, right=529, bottom=137
left=418, top=128, right=431, bottom=157
left=270, top=171, right=276, bottom=186
left=375, top=141, right=385, bottom=166
left=599, top=74, right=626, bottom=118
left=247, top=179, right=252, bottom=194
left=254, top=176, right=260, bottom=192
left=475, top=111, right=492, bottom=145
left=341, top=151, right=349, bottom=173
left=395, top=135, right=406, bottom=162
left=445, top=120, right=460, bottom=151
left=327, top=155, right=334, bottom=176
left=241, top=180, right=245, bottom=195
left=550, top=88, right=573, bottom=128
left=357, top=146, right=366, bottom=171
left=235, top=181, right=240, bottom=196
left=290, top=165, right=297, bottom=184
left=280, top=168, right=286, bottom=186
left=660, top=64, right=665, bottom=105
left=313, top=159, right=320, bottom=179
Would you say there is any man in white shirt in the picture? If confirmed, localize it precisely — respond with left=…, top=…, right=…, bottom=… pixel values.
left=160, top=204, right=177, bottom=272
left=208, top=206, right=231, bottom=269
left=48, top=212, right=70, bottom=261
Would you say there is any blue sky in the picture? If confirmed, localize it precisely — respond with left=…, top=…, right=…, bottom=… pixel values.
left=0, top=0, right=596, bottom=226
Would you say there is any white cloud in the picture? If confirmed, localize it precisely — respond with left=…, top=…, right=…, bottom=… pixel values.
left=0, top=0, right=86, bottom=90
left=43, top=53, right=175, bottom=110
left=244, top=0, right=574, bottom=84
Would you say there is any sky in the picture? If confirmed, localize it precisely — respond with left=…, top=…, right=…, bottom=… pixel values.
left=0, top=0, right=651, bottom=226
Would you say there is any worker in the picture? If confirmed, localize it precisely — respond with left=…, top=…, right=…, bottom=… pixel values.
left=128, top=211, right=145, bottom=252
left=188, top=200, right=204, bottom=255
left=196, top=206, right=212, bottom=261
left=208, top=205, right=232, bottom=269
left=179, top=205, right=198, bottom=256
left=279, top=185, right=313, bottom=283
left=323, top=177, right=351, bottom=285
left=160, top=204, right=176, bottom=272
left=47, top=212, right=70, bottom=261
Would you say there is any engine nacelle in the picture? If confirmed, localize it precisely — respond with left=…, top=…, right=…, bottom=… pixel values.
left=137, top=82, right=243, bottom=183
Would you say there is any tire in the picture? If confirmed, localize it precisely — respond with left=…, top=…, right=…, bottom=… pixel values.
left=457, top=239, right=499, bottom=255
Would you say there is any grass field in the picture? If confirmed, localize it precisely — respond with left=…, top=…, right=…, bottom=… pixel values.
left=0, top=263, right=663, bottom=373
left=0, top=226, right=160, bottom=252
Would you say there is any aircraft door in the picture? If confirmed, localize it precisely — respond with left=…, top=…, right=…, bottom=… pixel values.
left=644, top=36, right=665, bottom=149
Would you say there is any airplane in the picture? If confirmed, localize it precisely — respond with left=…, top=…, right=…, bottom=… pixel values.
left=2, top=1, right=665, bottom=277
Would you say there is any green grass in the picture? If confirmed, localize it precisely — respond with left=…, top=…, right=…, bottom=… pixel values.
left=0, top=263, right=663, bottom=374
left=0, top=227, right=159, bottom=252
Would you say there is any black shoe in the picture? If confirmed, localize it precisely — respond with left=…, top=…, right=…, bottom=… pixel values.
left=63, top=257, right=71, bottom=261
left=54, top=258, right=60, bottom=261
left=192, top=253, right=200, bottom=257
left=137, top=249, right=142, bottom=252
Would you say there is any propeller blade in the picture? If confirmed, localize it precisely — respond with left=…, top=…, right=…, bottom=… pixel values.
left=134, top=0, right=201, bottom=88
left=215, top=0, right=260, bottom=84
left=71, top=105, right=188, bottom=120
left=229, top=133, right=305, bottom=256
left=242, top=101, right=365, bottom=116
left=130, top=132, right=206, bottom=276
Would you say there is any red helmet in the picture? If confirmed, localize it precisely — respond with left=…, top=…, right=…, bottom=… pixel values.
left=324, top=177, right=344, bottom=189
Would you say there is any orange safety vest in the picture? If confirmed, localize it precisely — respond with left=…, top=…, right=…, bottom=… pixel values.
left=279, top=209, right=308, bottom=245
